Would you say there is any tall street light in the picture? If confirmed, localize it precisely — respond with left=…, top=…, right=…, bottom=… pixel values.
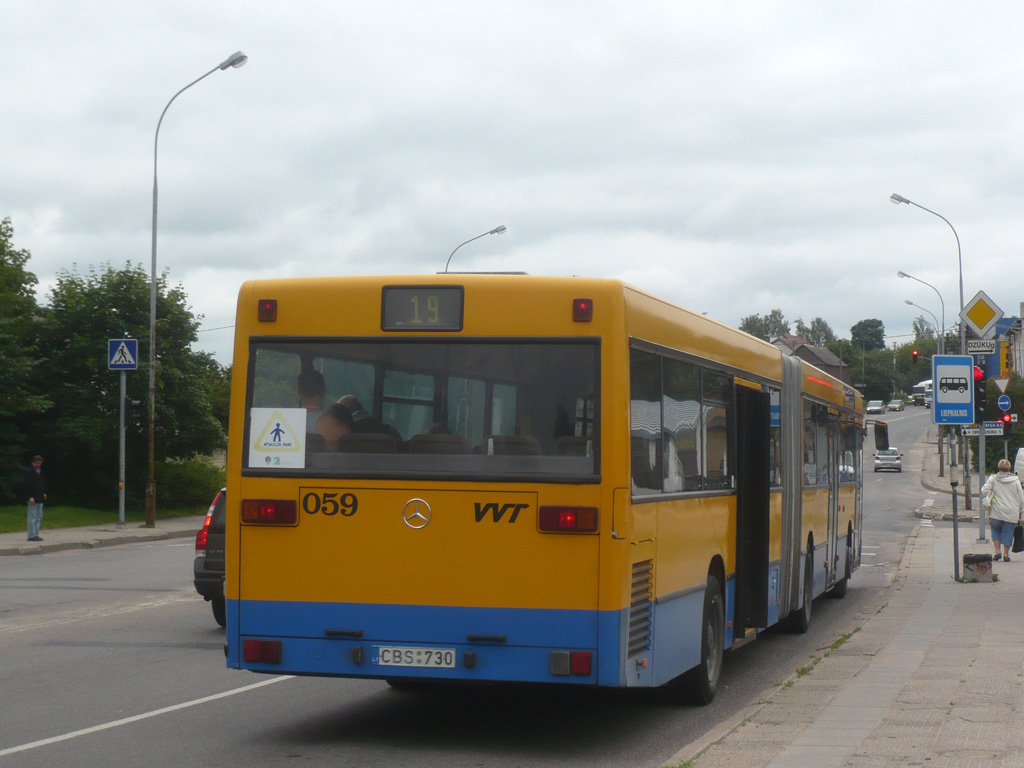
left=890, top=193, right=979, bottom=533
left=444, top=225, right=507, bottom=273
left=889, top=194, right=963, bottom=353
left=147, top=51, right=247, bottom=528
left=897, top=270, right=945, bottom=354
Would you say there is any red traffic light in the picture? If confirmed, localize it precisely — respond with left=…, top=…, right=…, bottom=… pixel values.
left=912, top=349, right=919, bottom=364
left=1000, top=413, right=1012, bottom=424
left=974, top=366, right=985, bottom=382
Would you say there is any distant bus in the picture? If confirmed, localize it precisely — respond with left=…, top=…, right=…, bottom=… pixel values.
left=225, top=274, right=864, bottom=704
left=911, top=380, right=932, bottom=406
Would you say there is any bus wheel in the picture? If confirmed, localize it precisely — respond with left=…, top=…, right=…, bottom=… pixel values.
left=786, top=554, right=813, bottom=634
left=669, top=575, right=724, bottom=705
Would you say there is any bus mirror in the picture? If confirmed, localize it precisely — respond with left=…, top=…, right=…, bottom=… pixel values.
left=873, top=422, right=889, bottom=452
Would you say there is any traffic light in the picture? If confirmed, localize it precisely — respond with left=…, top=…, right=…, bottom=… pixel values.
left=125, top=398, right=141, bottom=426
left=912, top=349, right=919, bottom=365
left=973, top=362, right=986, bottom=424
left=1000, top=412, right=1012, bottom=437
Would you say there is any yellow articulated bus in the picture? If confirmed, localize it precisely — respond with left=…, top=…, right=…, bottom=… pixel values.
left=225, top=274, right=863, bottom=703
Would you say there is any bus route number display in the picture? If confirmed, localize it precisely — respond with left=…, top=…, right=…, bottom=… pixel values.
left=381, top=285, right=463, bottom=331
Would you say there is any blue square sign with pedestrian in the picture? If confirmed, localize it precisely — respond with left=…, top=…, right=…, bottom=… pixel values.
left=108, top=339, right=139, bottom=370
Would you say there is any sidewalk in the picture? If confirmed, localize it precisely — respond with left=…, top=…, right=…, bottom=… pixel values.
left=669, top=428, right=1024, bottom=768
left=0, top=514, right=203, bottom=557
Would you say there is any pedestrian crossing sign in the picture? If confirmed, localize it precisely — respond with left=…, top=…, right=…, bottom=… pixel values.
left=108, top=339, right=139, bottom=370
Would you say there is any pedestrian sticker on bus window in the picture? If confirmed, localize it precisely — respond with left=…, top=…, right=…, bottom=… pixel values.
left=249, top=408, right=306, bottom=468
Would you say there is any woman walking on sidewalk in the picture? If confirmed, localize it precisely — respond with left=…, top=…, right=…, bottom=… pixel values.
left=983, top=458, right=1024, bottom=562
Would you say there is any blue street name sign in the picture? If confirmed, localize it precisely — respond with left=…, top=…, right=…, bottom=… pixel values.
left=931, top=354, right=975, bottom=425
left=108, top=339, right=139, bottom=371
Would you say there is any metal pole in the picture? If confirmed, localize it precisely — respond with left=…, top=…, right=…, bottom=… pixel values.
left=119, top=371, right=126, bottom=527
left=147, top=52, right=247, bottom=528
left=951, top=470, right=961, bottom=581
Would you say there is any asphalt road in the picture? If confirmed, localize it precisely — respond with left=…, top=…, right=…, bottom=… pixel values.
left=0, top=413, right=934, bottom=768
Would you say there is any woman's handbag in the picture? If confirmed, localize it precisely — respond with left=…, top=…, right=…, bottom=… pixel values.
left=1012, top=521, right=1024, bottom=554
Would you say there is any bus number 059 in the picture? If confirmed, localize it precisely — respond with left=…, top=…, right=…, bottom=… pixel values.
left=302, top=491, right=358, bottom=517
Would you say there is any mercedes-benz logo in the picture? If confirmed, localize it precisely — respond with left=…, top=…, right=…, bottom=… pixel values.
left=402, top=498, right=432, bottom=529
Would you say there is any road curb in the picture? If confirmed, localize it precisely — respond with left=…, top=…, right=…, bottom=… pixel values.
left=0, top=527, right=197, bottom=557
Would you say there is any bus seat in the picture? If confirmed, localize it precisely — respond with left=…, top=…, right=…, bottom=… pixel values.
left=409, top=434, right=470, bottom=454
left=305, top=433, right=328, bottom=453
left=555, top=436, right=591, bottom=456
left=488, top=435, right=542, bottom=455
left=336, top=433, right=398, bottom=454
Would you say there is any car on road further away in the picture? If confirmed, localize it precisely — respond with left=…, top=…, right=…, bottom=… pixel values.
left=887, top=399, right=905, bottom=412
left=873, top=448, right=903, bottom=473
left=194, top=488, right=226, bottom=627
left=866, top=400, right=886, bottom=414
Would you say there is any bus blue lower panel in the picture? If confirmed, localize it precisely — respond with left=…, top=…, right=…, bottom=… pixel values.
left=229, top=599, right=626, bottom=686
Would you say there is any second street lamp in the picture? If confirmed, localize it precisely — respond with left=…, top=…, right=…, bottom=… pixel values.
left=147, top=51, right=247, bottom=528
left=444, top=225, right=507, bottom=273
left=896, top=270, right=945, bottom=354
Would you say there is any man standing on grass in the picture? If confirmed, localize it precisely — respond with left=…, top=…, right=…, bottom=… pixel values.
left=21, top=455, right=46, bottom=542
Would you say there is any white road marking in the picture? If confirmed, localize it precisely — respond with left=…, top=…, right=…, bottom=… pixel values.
left=0, top=676, right=293, bottom=757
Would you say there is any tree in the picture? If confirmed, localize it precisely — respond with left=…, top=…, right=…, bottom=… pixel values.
left=795, top=317, right=836, bottom=346
left=31, top=263, right=225, bottom=506
left=912, top=316, right=935, bottom=340
left=0, top=218, right=51, bottom=487
left=739, top=309, right=790, bottom=341
left=850, top=319, right=885, bottom=352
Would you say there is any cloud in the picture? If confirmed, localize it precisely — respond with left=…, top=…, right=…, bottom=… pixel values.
left=4, top=1, right=1024, bottom=365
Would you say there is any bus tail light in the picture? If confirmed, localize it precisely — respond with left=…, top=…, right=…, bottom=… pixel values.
left=257, top=298, right=277, bottom=322
left=538, top=506, right=598, bottom=533
left=550, top=650, right=593, bottom=676
left=244, top=639, right=283, bottom=664
left=241, top=499, right=298, bottom=525
left=572, top=298, right=593, bottom=322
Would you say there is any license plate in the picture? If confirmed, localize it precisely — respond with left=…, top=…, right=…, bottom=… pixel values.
left=372, top=646, right=456, bottom=668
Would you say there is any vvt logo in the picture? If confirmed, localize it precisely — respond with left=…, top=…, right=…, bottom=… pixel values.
left=474, top=502, right=530, bottom=523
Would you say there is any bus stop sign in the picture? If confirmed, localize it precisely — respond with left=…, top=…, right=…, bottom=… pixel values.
left=931, top=354, right=975, bottom=425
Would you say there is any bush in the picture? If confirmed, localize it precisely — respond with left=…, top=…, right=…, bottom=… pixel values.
left=155, top=459, right=226, bottom=509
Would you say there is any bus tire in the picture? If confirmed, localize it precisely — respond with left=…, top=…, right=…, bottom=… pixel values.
left=668, top=575, right=724, bottom=705
left=786, top=553, right=813, bottom=634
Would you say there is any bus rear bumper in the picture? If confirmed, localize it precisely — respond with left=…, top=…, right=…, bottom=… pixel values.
left=227, top=599, right=623, bottom=686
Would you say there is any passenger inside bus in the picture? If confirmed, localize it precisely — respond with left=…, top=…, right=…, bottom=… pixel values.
left=297, top=369, right=326, bottom=429
left=315, top=403, right=354, bottom=451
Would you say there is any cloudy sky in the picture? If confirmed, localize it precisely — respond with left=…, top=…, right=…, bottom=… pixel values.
left=4, top=1, right=1023, bottom=364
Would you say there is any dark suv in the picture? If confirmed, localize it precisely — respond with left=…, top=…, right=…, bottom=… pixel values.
left=193, top=488, right=226, bottom=627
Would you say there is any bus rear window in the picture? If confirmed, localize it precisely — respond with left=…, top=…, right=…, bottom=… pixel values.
left=244, top=339, right=599, bottom=480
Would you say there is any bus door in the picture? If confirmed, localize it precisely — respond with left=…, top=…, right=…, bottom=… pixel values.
left=825, top=411, right=840, bottom=589
left=734, top=386, right=770, bottom=634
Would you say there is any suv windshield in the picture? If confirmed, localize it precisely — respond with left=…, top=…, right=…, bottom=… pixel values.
left=244, top=338, right=599, bottom=481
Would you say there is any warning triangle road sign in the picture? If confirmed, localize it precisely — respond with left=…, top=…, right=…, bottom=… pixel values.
left=108, top=338, right=139, bottom=370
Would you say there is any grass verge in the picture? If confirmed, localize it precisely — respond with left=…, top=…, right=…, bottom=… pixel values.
left=0, top=504, right=206, bottom=534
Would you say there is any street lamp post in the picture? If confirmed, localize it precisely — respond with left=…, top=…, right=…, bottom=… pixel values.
left=147, top=51, right=247, bottom=528
left=890, top=195, right=963, bottom=352
left=897, top=270, right=945, bottom=354
left=444, top=225, right=507, bottom=273
left=890, top=193, right=978, bottom=534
